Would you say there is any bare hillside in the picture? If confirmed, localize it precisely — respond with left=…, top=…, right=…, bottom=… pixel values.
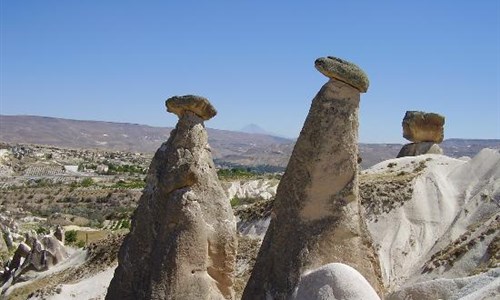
left=0, top=115, right=292, bottom=169
left=1, top=115, right=498, bottom=170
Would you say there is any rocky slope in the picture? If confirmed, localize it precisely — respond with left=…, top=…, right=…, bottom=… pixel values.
left=1, top=148, right=499, bottom=299
left=364, top=149, right=500, bottom=298
left=234, top=149, right=500, bottom=299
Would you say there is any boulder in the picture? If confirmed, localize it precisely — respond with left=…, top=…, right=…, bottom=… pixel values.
left=397, top=142, right=443, bottom=158
left=4, top=230, right=13, bottom=249
left=54, top=225, right=64, bottom=244
left=107, top=95, right=237, bottom=300
left=166, top=94, right=217, bottom=120
left=314, top=56, right=369, bottom=92
left=293, top=263, right=380, bottom=300
left=402, top=111, right=445, bottom=143
left=8, top=242, right=30, bottom=271
left=0, top=232, right=7, bottom=254
left=27, top=236, right=68, bottom=271
left=242, top=57, right=383, bottom=299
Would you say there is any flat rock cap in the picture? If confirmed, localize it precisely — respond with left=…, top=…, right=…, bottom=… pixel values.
left=402, top=111, right=445, bottom=143
left=165, top=95, right=217, bottom=120
left=315, top=56, right=369, bottom=93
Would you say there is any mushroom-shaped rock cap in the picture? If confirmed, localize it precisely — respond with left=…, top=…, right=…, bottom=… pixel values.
left=315, top=56, right=369, bottom=93
left=166, top=95, right=217, bottom=120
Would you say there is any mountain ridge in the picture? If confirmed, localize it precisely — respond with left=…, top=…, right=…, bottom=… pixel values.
left=1, top=115, right=499, bottom=169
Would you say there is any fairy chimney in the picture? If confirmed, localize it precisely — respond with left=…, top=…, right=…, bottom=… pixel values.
left=242, top=56, right=383, bottom=299
left=106, top=95, right=237, bottom=300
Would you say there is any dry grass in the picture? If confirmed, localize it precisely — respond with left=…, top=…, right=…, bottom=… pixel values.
left=234, top=235, right=261, bottom=299
left=74, top=230, right=116, bottom=246
left=423, top=214, right=500, bottom=274
left=359, top=172, right=416, bottom=221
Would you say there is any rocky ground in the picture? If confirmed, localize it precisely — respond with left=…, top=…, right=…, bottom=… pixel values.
left=232, top=149, right=500, bottom=299
left=0, top=142, right=281, bottom=299
left=1, top=143, right=499, bottom=299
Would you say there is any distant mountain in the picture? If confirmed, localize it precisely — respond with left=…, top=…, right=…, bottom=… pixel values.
left=240, top=124, right=272, bottom=135
left=1, top=115, right=498, bottom=170
left=0, top=115, right=292, bottom=169
left=441, top=138, right=500, bottom=158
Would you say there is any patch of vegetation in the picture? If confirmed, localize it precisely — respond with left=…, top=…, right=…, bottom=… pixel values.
left=360, top=172, right=417, bottom=220
left=414, top=160, right=427, bottom=173
left=215, top=160, right=285, bottom=176
left=424, top=216, right=500, bottom=274
left=230, top=197, right=241, bottom=207
left=30, top=178, right=55, bottom=188
left=35, top=226, right=49, bottom=235
left=65, top=230, right=78, bottom=244
left=230, top=196, right=267, bottom=208
left=120, top=219, right=131, bottom=229
left=80, top=177, right=95, bottom=187
left=75, top=240, right=86, bottom=248
left=69, top=178, right=96, bottom=188
left=217, top=168, right=257, bottom=180
left=106, top=163, right=145, bottom=175
left=111, top=179, right=146, bottom=189
left=234, top=198, right=275, bottom=222
left=217, top=167, right=282, bottom=181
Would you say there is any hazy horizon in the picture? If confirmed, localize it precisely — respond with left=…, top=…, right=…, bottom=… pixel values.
left=2, top=113, right=499, bottom=144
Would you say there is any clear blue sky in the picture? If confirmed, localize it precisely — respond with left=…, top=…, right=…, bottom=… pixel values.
left=1, top=1, right=499, bottom=142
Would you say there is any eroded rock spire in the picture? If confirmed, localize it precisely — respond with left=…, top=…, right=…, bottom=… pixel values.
left=106, top=95, right=237, bottom=300
left=242, top=56, right=383, bottom=299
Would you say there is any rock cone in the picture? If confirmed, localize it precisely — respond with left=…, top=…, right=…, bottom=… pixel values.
left=54, top=225, right=64, bottom=244
left=242, top=57, right=383, bottom=299
left=106, top=95, right=237, bottom=300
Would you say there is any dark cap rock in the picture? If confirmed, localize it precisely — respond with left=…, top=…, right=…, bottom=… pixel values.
left=166, top=95, right=217, bottom=120
left=315, top=56, right=369, bottom=93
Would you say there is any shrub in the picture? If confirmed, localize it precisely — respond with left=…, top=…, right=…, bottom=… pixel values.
left=76, top=240, right=86, bottom=248
left=112, top=179, right=145, bottom=189
left=65, top=230, right=78, bottom=244
left=106, top=163, right=145, bottom=175
left=121, top=219, right=131, bottom=229
left=35, top=226, right=49, bottom=235
left=230, top=197, right=241, bottom=207
left=81, top=178, right=95, bottom=187
left=414, top=161, right=427, bottom=173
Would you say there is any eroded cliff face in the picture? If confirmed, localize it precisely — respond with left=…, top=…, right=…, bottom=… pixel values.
left=106, top=96, right=237, bottom=300
left=242, top=57, right=383, bottom=299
